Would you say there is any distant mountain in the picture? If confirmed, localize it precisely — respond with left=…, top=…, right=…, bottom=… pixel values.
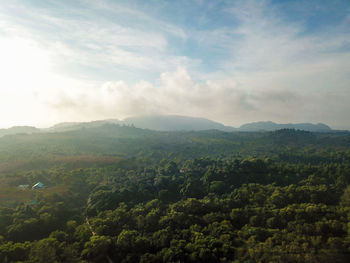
left=46, top=119, right=122, bottom=132
left=46, top=117, right=334, bottom=133
left=0, top=126, right=40, bottom=137
left=123, top=115, right=235, bottom=131
left=238, top=121, right=332, bottom=132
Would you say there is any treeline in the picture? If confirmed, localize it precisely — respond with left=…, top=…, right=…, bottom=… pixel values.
left=0, top=126, right=350, bottom=166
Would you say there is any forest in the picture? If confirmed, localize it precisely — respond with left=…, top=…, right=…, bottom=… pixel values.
left=0, top=125, right=350, bottom=262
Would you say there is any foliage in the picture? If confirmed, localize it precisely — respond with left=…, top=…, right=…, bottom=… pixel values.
left=0, top=127, right=350, bottom=262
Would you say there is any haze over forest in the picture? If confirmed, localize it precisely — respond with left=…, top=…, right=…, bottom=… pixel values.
left=0, top=0, right=350, bottom=129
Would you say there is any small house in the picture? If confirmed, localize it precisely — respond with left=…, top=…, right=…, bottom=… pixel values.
left=32, top=182, right=45, bottom=190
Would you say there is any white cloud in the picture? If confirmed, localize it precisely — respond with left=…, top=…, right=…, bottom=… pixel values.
left=44, top=56, right=350, bottom=128
left=0, top=1, right=194, bottom=81
left=84, top=0, right=188, bottom=40
left=197, top=0, right=350, bottom=126
left=43, top=67, right=294, bottom=127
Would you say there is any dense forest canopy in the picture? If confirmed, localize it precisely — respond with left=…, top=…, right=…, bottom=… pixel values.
left=0, top=125, right=350, bottom=262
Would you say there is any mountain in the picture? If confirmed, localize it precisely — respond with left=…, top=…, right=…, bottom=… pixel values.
left=238, top=121, right=332, bottom=132
left=0, top=126, right=40, bottom=137
left=46, top=119, right=122, bottom=132
left=123, top=115, right=235, bottom=131
left=46, top=116, right=335, bottom=133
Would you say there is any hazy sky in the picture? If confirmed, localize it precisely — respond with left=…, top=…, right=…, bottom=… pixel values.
left=0, top=0, right=349, bottom=129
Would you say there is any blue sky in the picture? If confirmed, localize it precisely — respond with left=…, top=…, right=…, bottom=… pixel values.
left=0, top=0, right=349, bottom=128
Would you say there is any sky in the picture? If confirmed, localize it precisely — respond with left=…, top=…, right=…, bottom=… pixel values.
left=0, top=0, right=349, bottom=129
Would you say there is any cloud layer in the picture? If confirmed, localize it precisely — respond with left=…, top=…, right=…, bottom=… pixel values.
left=45, top=66, right=348, bottom=129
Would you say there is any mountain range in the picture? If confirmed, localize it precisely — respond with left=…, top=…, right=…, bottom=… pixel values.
left=0, top=115, right=335, bottom=137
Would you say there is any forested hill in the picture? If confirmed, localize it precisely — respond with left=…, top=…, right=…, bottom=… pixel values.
left=123, top=115, right=235, bottom=131
left=45, top=115, right=235, bottom=132
left=238, top=121, right=332, bottom=132
left=0, top=124, right=349, bottom=165
left=0, top=126, right=40, bottom=137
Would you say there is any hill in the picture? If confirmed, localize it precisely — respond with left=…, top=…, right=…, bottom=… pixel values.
left=239, top=121, right=332, bottom=132
left=46, top=119, right=122, bottom=132
left=0, top=124, right=348, bottom=168
left=0, top=126, right=40, bottom=137
left=47, top=115, right=235, bottom=132
left=123, top=115, right=235, bottom=131
left=47, top=116, right=335, bottom=133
